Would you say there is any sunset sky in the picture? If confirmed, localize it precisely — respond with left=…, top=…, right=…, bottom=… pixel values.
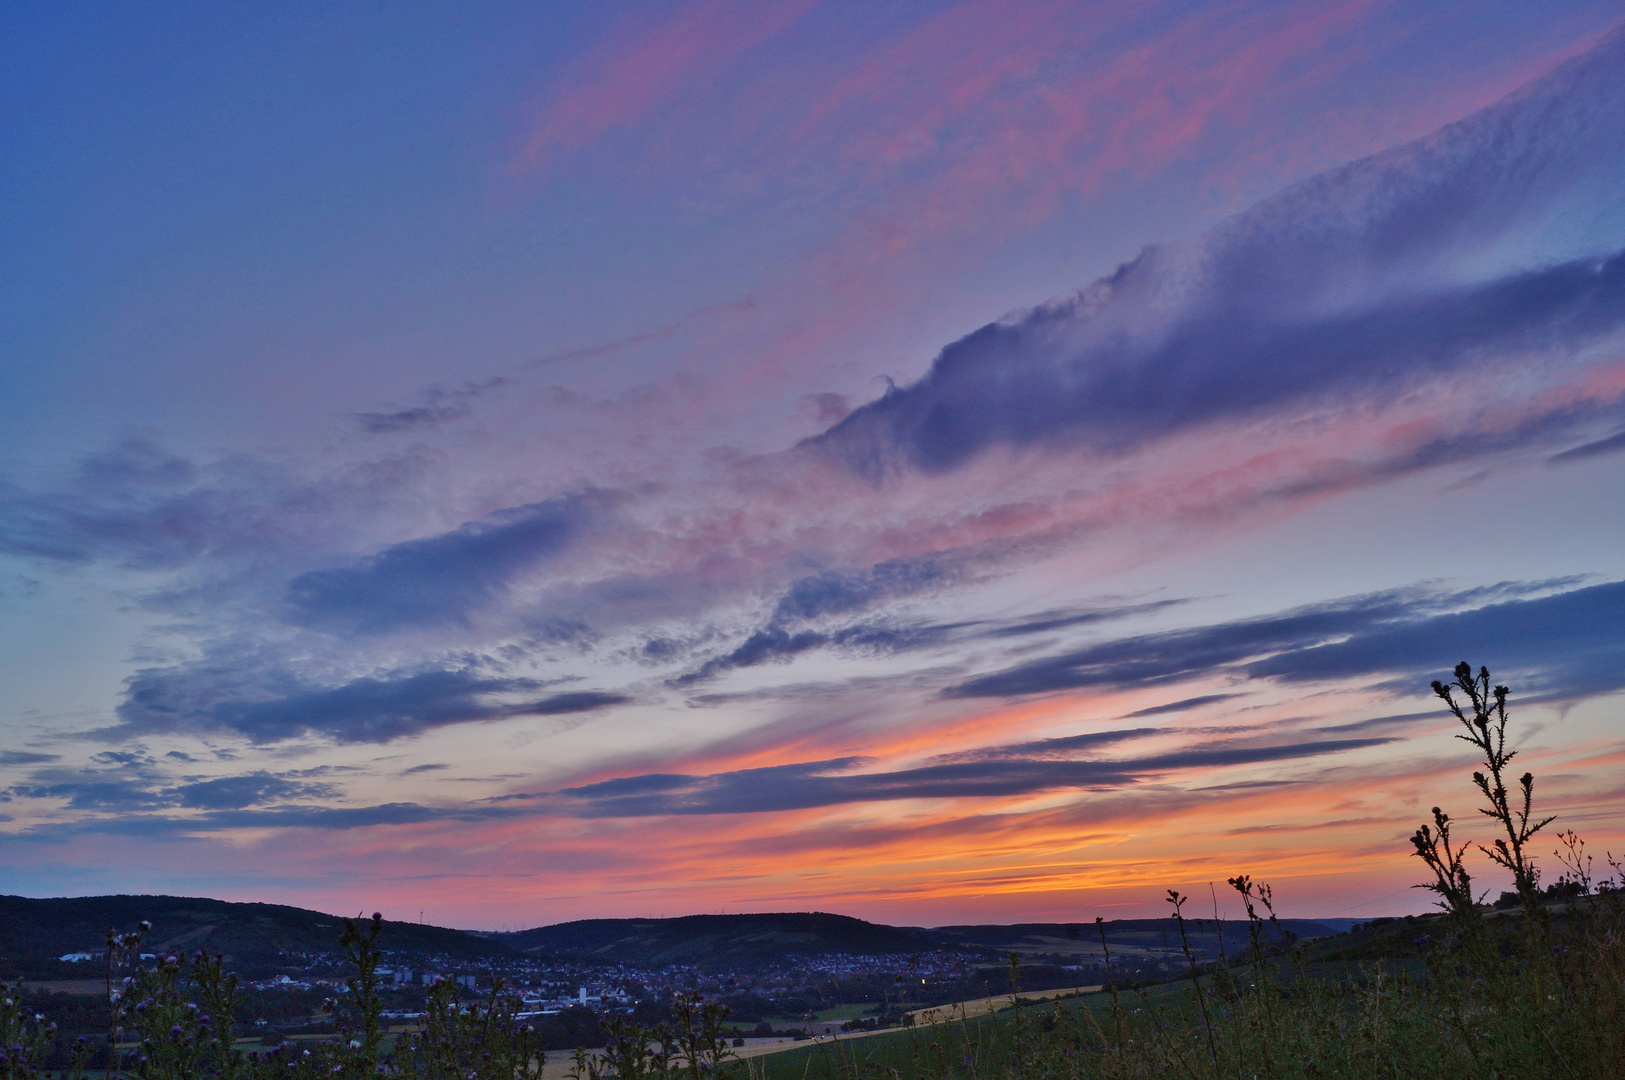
left=4, top=1, right=1625, bottom=931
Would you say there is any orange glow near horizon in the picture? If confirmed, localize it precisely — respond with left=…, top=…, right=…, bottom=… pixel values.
left=68, top=686, right=1614, bottom=931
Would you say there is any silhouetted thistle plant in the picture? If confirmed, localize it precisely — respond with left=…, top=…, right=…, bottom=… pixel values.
left=391, top=973, right=541, bottom=1079
left=335, top=911, right=385, bottom=1070
left=592, top=1014, right=676, bottom=1080
left=1164, top=891, right=1218, bottom=1072
left=669, top=990, right=734, bottom=1080
left=113, top=948, right=246, bottom=1080
left=95, top=919, right=151, bottom=1075
left=1431, top=661, right=1555, bottom=909
left=1411, top=806, right=1479, bottom=923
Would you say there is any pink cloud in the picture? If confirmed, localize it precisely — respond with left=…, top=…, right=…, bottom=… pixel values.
left=489, top=1, right=1617, bottom=477
left=803, top=0, right=1393, bottom=275
left=510, top=0, right=820, bottom=175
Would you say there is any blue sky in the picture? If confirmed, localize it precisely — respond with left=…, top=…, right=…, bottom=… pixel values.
left=3, top=1, right=1624, bottom=928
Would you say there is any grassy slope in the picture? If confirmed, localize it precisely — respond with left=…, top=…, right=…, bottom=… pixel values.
left=743, top=913, right=1448, bottom=1080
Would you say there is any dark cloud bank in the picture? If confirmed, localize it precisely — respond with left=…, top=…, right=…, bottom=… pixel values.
left=949, top=579, right=1625, bottom=702
left=284, top=493, right=606, bottom=634
left=674, top=557, right=1184, bottom=686
left=554, top=736, right=1392, bottom=817
left=811, top=30, right=1625, bottom=477
left=117, top=667, right=626, bottom=744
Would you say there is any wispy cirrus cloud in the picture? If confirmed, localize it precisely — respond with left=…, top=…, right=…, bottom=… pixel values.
left=9, top=759, right=336, bottom=815
left=0, top=437, right=437, bottom=576
left=172, top=771, right=336, bottom=810
left=672, top=593, right=1189, bottom=687
left=554, top=733, right=1391, bottom=817
left=11, top=801, right=519, bottom=840
left=1550, top=426, right=1625, bottom=462
left=1121, top=695, right=1248, bottom=719
left=510, top=0, right=819, bottom=175
left=352, top=404, right=468, bottom=435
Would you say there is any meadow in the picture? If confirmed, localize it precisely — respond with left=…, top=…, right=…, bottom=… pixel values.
left=3, top=663, right=1620, bottom=1080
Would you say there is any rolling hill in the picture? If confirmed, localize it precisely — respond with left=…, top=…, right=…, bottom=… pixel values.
left=0, top=894, right=513, bottom=978
left=494, top=912, right=941, bottom=967
left=3, top=894, right=1365, bottom=981
left=932, top=918, right=1359, bottom=960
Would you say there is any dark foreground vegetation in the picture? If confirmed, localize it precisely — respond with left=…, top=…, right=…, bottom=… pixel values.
left=2, top=663, right=1620, bottom=1078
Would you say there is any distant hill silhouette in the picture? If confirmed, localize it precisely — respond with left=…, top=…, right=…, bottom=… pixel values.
left=495, top=912, right=940, bottom=967
left=494, top=912, right=1359, bottom=968
left=3, top=895, right=1365, bottom=980
left=932, top=918, right=1357, bottom=959
left=0, top=894, right=512, bottom=977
